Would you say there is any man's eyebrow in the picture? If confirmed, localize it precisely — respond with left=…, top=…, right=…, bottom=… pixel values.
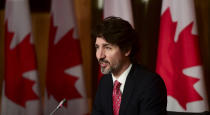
left=95, top=43, right=112, bottom=47
left=103, top=43, right=111, bottom=47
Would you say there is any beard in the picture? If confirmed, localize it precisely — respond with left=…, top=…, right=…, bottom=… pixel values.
left=100, top=66, right=111, bottom=74
left=99, top=58, right=121, bottom=75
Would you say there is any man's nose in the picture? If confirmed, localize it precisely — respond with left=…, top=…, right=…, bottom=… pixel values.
left=98, top=49, right=106, bottom=59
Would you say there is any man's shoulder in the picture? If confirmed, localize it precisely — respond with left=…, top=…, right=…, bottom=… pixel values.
left=131, top=64, right=164, bottom=85
left=132, top=64, right=158, bottom=77
left=130, top=64, right=167, bottom=95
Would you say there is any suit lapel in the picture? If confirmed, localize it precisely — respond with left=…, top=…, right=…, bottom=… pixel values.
left=119, top=64, right=136, bottom=115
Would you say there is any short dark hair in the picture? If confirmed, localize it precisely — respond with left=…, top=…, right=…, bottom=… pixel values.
left=92, top=16, right=139, bottom=63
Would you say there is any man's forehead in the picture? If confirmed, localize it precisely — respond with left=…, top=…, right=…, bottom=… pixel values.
left=95, top=37, right=118, bottom=47
left=96, top=37, right=109, bottom=44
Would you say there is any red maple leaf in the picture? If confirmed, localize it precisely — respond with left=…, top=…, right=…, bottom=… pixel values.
left=157, top=8, right=203, bottom=110
left=4, top=21, right=39, bottom=107
left=46, top=16, right=82, bottom=106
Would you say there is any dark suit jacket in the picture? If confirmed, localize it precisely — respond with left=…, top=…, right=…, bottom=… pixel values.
left=92, top=64, right=167, bottom=115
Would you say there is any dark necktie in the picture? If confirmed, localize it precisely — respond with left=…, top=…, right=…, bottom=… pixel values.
left=112, top=80, right=122, bottom=115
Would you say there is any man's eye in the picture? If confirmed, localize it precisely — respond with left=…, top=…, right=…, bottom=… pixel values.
left=105, top=47, right=111, bottom=50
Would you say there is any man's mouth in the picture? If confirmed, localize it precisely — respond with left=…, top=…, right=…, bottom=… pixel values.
left=99, top=59, right=109, bottom=68
left=100, top=62, right=108, bottom=68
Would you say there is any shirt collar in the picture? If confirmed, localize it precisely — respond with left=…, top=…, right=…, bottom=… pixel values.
left=112, top=64, right=132, bottom=93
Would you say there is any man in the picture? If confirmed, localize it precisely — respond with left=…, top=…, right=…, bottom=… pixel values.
left=92, top=16, right=167, bottom=115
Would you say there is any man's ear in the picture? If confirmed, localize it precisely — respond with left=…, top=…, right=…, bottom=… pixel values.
left=125, top=49, right=131, bottom=56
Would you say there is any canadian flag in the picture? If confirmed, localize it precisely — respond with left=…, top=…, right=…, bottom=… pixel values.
left=1, top=0, right=41, bottom=115
left=44, top=0, right=89, bottom=114
left=96, top=0, right=134, bottom=83
left=104, top=0, right=134, bottom=27
left=156, top=0, right=209, bottom=112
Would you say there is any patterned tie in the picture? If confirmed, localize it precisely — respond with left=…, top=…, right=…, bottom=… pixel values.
left=112, top=80, right=122, bottom=115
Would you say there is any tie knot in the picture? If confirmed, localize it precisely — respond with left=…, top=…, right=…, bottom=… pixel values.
left=114, top=80, right=121, bottom=90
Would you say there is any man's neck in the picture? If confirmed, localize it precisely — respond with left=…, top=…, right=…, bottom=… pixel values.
left=112, top=61, right=131, bottom=78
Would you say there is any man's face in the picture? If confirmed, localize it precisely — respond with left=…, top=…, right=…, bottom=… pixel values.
left=95, top=37, right=128, bottom=75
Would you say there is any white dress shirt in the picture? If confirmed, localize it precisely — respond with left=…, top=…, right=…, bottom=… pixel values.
left=112, top=64, right=132, bottom=94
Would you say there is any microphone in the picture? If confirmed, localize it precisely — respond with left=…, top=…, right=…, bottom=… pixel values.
left=50, top=98, right=67, bottom=115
